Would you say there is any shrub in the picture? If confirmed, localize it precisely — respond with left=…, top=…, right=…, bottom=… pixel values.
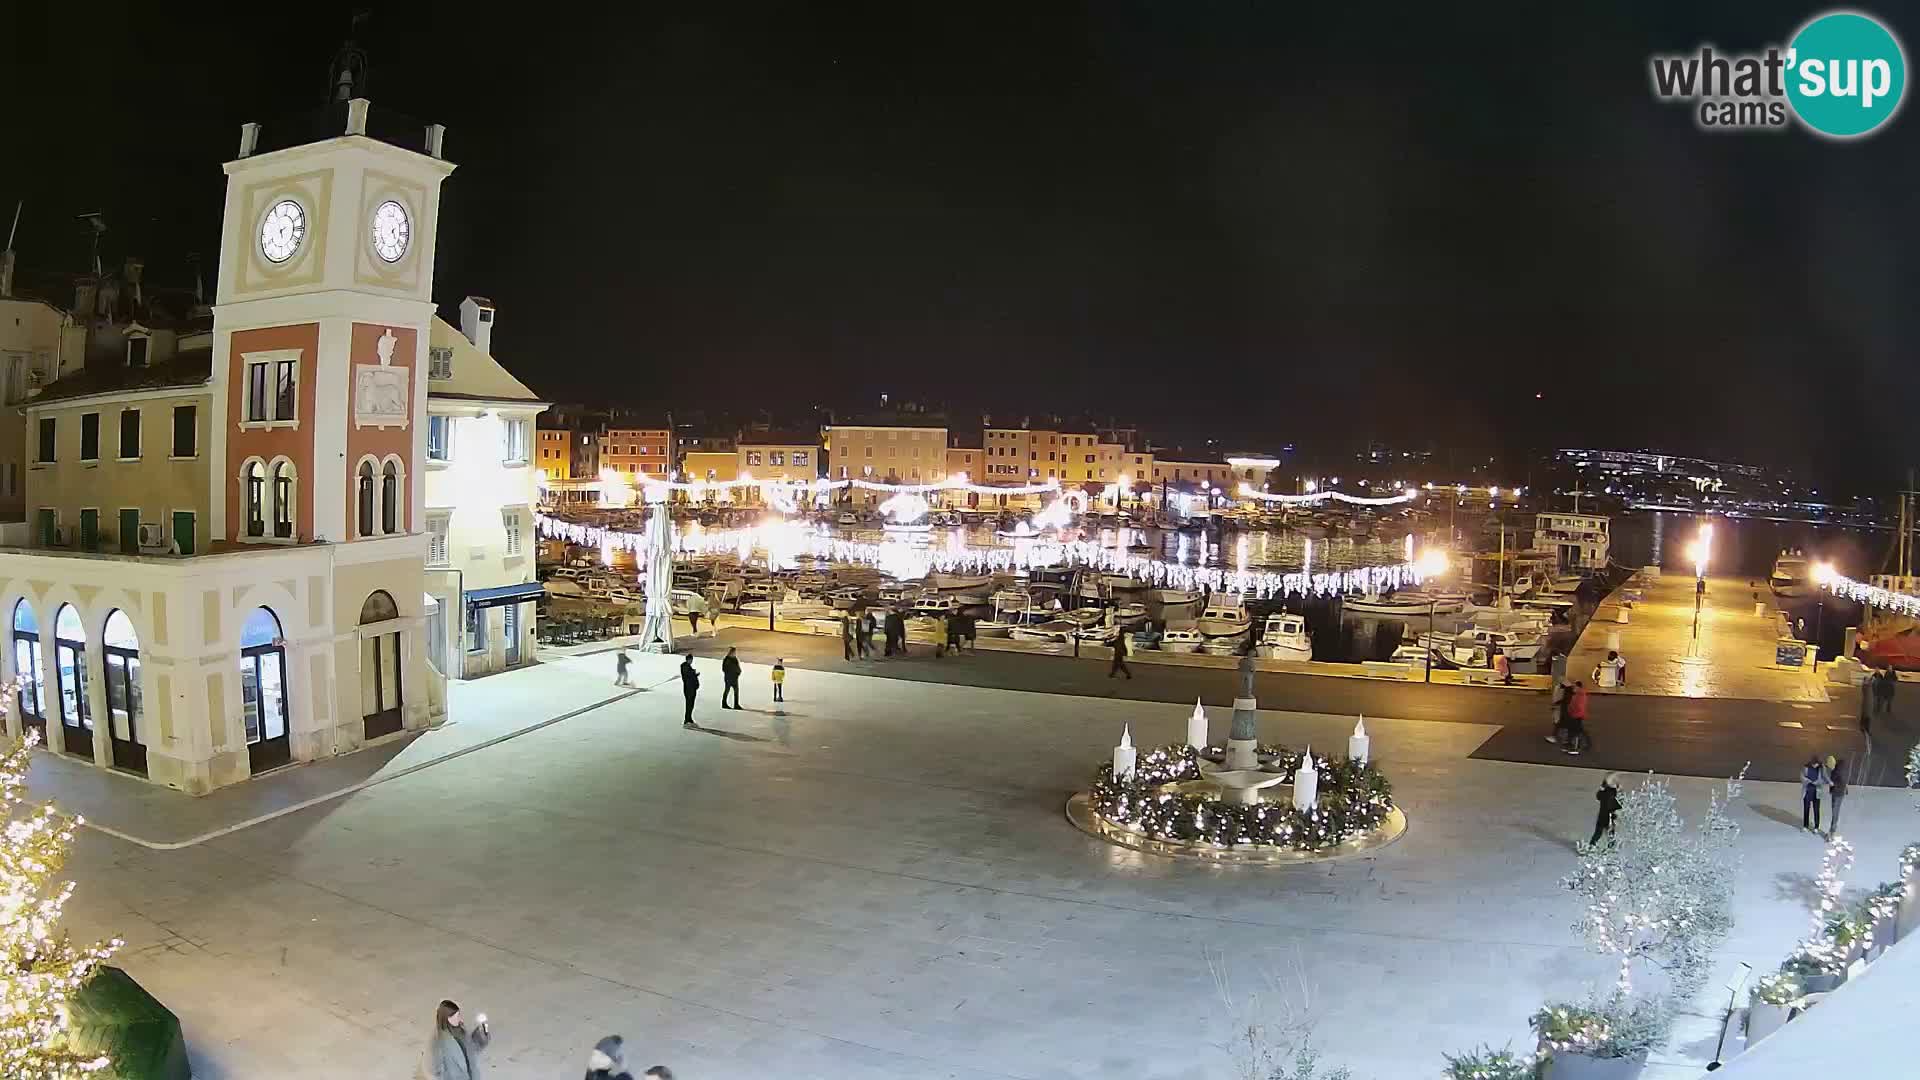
left=1530, top=996, right=1668, bottom=1060
left=1442, top=1044, right=1537, bottom=1079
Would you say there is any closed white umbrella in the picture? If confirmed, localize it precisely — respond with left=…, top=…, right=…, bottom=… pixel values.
left=639, top=498, right=676, bottom=653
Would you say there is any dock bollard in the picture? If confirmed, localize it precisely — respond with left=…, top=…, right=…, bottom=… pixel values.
left=1754, top=602, right=1766, bottom=617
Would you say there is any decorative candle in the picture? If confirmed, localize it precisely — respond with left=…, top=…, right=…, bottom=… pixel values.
left=1348, top=715, right=1370, bottom=765
left=1187, top=699, right=1209, bottom=749
left=1112, top=724, right=1137, bottom=781
left=1293, top=746, right=1319, bottom=811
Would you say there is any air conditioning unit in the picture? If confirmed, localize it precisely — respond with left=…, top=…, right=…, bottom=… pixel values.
left=136, top=522, right=167, bottom=551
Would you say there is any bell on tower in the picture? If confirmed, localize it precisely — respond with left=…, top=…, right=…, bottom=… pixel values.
left=328, top=11, right=371, bottom=103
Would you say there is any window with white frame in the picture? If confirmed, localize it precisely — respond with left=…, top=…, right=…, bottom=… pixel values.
left=501, top=418, right=528, bottom=464
left=244, top=355, right=298, bottom=424
left=427, top=415, right=451, bottom=463
left=426, top=514, right=450, bottom=566
left=792, top=451, right=809, bottom=467
left=502, top=510, right=523, bottom=556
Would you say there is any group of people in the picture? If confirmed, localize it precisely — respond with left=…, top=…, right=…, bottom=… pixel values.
left=1859, top=664, right=1897, bottom=733
left=674, top=648, right=785, bottom=723
left=839, top=608, right=975, bottom=660
left=1800, top=754, right=1851, bottom=837
left=422, top=1001, right=676, bottom=1080
left=1547, top=673, right=1591, bottom=754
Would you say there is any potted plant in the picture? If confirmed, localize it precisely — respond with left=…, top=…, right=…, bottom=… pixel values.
left=1531, top=998, right=1664, bottom=1080
left=1745, top=971, right=1798, bottom=1044
left=1779, top=951, right=1843, bottom=995
left=1862, top=884, right=1902, bottom=961
left=1444, top=1044, right=1539, bottom=1080
left=1897, top=843, right=1920, bottom=942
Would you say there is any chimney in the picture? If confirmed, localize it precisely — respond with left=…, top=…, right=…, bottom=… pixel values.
left=123, top=256, right=144, bottom=308
left=458, top=295, right=495, bottom=355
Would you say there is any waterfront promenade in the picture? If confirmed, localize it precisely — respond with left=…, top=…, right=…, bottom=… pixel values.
left=1567, top=571, right=1828, bottom=704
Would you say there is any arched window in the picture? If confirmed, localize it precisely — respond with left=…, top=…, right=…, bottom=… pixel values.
left=102, top=610, right=145, bottom=775
left=356, top=460, right=376, bottom=537
left=381, top=460, right=400, bottom=534
left=53, top=603, right=90, bottom=759
left=359, top=590, right=399, bottom=623
left=12, top=600, right=43, bottom=737
left=239, top=606, right=290, bottom=773
left=244, top=460, right=266, bottom=537
left=271, top=460, right=295, bottom=539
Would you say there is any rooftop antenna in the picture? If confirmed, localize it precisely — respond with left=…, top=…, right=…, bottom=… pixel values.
left=5, top=200, right=20, bottom=251
left=74, top=212, right=106, bottom=275
left=328, top=10, right=372, bottom=102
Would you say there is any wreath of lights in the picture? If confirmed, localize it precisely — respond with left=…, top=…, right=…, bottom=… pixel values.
left=1087, top=742, right=1393, bottom=851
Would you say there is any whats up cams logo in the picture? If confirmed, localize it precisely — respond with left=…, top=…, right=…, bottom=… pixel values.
left=1650, top=10, right=1907, bottom=138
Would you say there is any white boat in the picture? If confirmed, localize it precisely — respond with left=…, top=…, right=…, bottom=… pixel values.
left=1065, top=607, right=1107, bottom=627
left=1199, top=636, right=1246, bottom=656
left=1194, top=597, right=1251, bottom=637
left=1344, top=592, right=1458, bottom=617
left=743, top=580, right=780, bottom=600
left=1152, top=588, right=1201, bottom=607
left=1257, top=612, right=1313, bottom=662
left=973, top=620, right=1016, bottom=638
left=1770, top=551, right=1812, bottom=598
left=1158, top=628, right=1206, bottom=653
left=1419, top=627, right=1540, bottom=663
left=989, top=589, right=1050, bottom=622
left=828, top=586, right=867, bottom=610
left=837, top=512, right=859, bottom=526
left=1073, top=624, right=1121, bottom=643
left=878, top=583, right=914, bottom=603
left=912, top=593, right=960, bottom=615
left=1011, top=620, right=1079, bottom=643
left=929, top=572, right=993, bottom=591
left=740, top=590, right=838, bottom=621
left=1390, top=591, right=1469, bottom=615
left=1113, top=603, right=1149, bottom=626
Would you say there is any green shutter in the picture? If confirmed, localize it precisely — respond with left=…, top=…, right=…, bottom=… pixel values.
left=120, top=509, right=140, bottom=554
left=36, top=509, right=55, bottom=547
left=170, top=511, right=195, bottom=556
left=79, top=509, right=98, bottom=551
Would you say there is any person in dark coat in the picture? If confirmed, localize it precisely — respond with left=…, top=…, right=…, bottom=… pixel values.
left=1875, top=667, right=1897, bottom=728
left=1108, top=629, right=1132, bottom=679
left=859, top=610, right=876, bottom=658
left=679, top=654, right=700, bottom=728
left=585, top=1034, right=635, bottom=1080
left=720, top=647, right=743, bottom=709
left=1801, top=755, right=1827, bottom=832
left=885, top=609, right=907, bottom=656
left=1590, top=773, right=1622, bottom=845
left=842, top=614, right=856, bottom=660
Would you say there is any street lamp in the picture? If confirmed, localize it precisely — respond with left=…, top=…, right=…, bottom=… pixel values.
left=1811, top=561, right=1837, bottom=670
left=1685, top=523, right=1713, bottom=656
left=1414, top=549, right=1450, bottom=683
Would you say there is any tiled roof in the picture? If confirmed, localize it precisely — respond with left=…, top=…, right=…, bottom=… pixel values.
left=29, top=347, right=212, bottom=404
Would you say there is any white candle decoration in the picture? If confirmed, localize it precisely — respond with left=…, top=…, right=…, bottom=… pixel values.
left=1112, top=724, right=1137, bottom=781
left=1293, top=746, right=1319, bottom=811
left=1348, top=714, right=1370, bottom=765
left=1186, top=699, right=1209, bottom=749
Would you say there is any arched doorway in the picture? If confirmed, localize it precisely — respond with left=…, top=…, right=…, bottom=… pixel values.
left=102, top=610, right=146, bottom=776
left=359, top=590, right=403, bottom=739
left=240, top=607, right=291, bottom=774
left=53, top=603, right=91, bottom=760
left=12, top=601, right=44, bottom=743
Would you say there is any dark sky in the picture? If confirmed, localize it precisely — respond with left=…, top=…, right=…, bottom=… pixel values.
left=9, top=2, right=1918, bottom=487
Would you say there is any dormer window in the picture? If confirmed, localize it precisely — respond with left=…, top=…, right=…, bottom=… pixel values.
left=125, top=323, right=151, bottom=368
left=428, top=346, right=454, bottom=380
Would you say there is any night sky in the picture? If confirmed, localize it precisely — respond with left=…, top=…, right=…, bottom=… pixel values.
left=8, top=3, right=1917, bottom=486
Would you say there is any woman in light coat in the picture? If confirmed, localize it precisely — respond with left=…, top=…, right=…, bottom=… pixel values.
left=422, top=999, right=490, bottom=1080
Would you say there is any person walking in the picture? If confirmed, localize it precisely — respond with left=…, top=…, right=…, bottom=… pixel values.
left=859, top=609, right=876, bottom=659
left=679, top=653, right=700, bottom=728
left=686, top=593, right=704, bottom=637
left=842, top=614, right=856, bottom=660
left=1860, top=673, right=1876, bottom=735
left=1827, top=755, right=1848, bottom=839
left=1493, top=649, right=1510, bottom=685
left=1547, top=676, right=1570, bottom=746
left=614, top=647, right=632, bottom=687
left=585, top=1035, right=635, bottom=1080
left=720, top=647, right=743, bottom=709
left=772, top=658, right=786, bottom=702
left=1108, top=627, right=1133, bottom=679
left=933, top=613, right=949, bottom=658
left=421, top=999, right=490, bottom=1080
left=1590, top=773, right=1622, bottom=845
left=1801, top=755, right=1827, bottom=832
left=1875, top=666, right=1897, bottom=728
left=1562, top=681, right=1590, bottom=755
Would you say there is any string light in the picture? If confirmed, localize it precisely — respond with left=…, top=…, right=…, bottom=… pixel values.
left=533, top=513, right=1426, bottom=601
left=0, top=722, right=122, bottom=1077
left=1820, top=569, right=1920, bottom=618
left=1237, top=484, right=1420, bottom=507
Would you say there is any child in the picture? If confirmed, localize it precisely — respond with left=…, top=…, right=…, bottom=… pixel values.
left=614, top=647, right=631, bottom=687
left=771, top=659, right=786, bottom=702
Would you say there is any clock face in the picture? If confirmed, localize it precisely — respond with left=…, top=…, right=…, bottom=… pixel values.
left=259, top=199, right=307, bottom=264
left=370, top=199, right=411, bottom=263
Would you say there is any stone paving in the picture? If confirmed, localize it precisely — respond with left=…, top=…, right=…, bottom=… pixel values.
left=1569, top=573, right=1829, bottom=703
left=48, top=651, right=1920, bottom=1079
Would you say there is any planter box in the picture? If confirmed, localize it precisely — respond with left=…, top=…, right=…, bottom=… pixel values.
left=1540, top=1049, right=1647, bottom=1080
left=1898, top=888, right=1920, bottom=944
left=1746, top=1001, right=1791, bottom=1044
left=1868, top=911, right=1898, bottom=961
left=1799, top=971, right=1843, bottom=994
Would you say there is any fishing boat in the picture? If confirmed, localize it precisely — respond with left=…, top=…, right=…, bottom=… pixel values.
left=1344, top=592, right=1452, bottom=618
left=1199, top=635, right=1247, bottom=656
left=1770, top=550, right=1812, bottom=598
left=739, top=590, right=839, bottom=621
left=1073, top=623, right=1121, bottom=643
left=929, top=572, right=993, bottom=591
left=1418, top=627, right=1540, bottom=663
left=912, top=593, right=960, bottom=615
left=1152, top=588, right=1202, bottom=608
left=827, top=586, right=868, bottom=610
left=1113, top=602, right=1149, bottom=626
left=1158, top=628, right=1206, bottom=654
left=1011, top=619, right=1080, bottom=643
left=1257, top=612, right=1313, bottom=661
left=837, top=511, right=859, bottom=526
left=1194, top=597, right=1251, bottom=637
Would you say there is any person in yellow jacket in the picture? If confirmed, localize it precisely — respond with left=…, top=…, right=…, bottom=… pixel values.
left=771, top=659, right=786, bottom=702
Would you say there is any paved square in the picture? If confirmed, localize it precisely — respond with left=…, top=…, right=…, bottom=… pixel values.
left=53, top=650, right=1918, bottom=1078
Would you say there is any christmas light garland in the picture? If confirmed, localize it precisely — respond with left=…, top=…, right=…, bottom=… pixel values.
left=1236, top=484, right=1420, bottom=507
left=533, top=513, right=1423, bottom=601
left=1086, top=742, right=1393, bottom=851
left=1, top=726, right=122, bottom=1077
left=1819, top=571, right=1920, bottom=618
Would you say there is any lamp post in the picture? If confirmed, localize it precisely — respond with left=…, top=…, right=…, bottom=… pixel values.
left=1686, top=523, right=1713, bottom=658
left=1414, top=549, right=1450, bottom=684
